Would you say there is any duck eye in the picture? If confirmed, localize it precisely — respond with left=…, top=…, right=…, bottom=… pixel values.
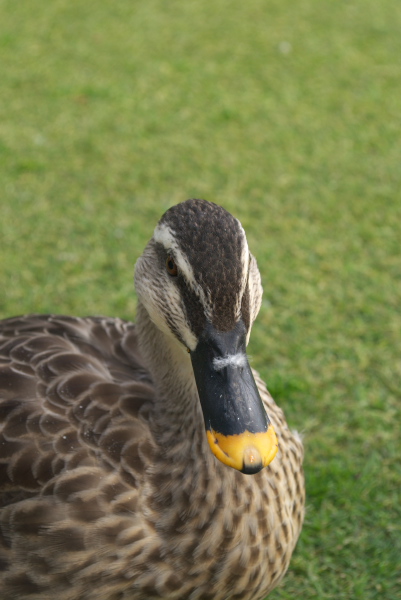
left=166, top=256, right=178, bottom=276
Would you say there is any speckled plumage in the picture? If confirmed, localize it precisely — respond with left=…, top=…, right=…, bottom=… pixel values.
left=0, top=200, right=304, bottom=600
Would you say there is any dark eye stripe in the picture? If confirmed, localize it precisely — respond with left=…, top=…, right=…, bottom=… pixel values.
left=175, top=278, right=206, bottom=337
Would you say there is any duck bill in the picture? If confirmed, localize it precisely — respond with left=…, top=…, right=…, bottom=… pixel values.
left=190, top=320, right=278, bottom=474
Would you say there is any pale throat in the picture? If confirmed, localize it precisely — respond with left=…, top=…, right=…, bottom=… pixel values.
left=135, top=301, right=201, bottom=421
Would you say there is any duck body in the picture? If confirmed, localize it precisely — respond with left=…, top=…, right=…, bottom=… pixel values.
left=0, top=200, right=304, bottom=600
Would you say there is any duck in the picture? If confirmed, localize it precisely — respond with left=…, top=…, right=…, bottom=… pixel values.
left=0, top=198, right=304, bottom=600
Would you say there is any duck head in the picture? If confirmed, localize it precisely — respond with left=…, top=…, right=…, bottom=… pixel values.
left=135, top=199, right=278, bottom=474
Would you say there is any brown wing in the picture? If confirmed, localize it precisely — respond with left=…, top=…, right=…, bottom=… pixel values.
left=0, top=315, right=156, bottom=599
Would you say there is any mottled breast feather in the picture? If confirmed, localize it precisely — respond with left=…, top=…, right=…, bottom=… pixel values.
left=0, top=315, right=304, bottom=600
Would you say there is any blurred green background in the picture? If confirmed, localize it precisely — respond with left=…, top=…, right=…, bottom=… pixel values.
left=1, top=0, right=400, bottom=598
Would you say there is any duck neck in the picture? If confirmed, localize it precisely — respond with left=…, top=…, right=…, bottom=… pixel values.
left=135, top=301, right=237, bottom=496
left=135, top=302, right=204, bottom=442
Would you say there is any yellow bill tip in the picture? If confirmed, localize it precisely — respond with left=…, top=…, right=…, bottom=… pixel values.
left=206, top=425, right=278, bottom=474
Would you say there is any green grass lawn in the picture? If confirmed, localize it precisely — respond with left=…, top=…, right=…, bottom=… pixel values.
left=1, top=0, right=400, bottom=598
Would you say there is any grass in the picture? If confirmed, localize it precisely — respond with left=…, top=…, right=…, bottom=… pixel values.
left=1, top=0, right=400, bottom=598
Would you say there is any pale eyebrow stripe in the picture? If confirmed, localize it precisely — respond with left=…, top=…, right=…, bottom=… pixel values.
left=153, top=222, right=213, bottom=320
